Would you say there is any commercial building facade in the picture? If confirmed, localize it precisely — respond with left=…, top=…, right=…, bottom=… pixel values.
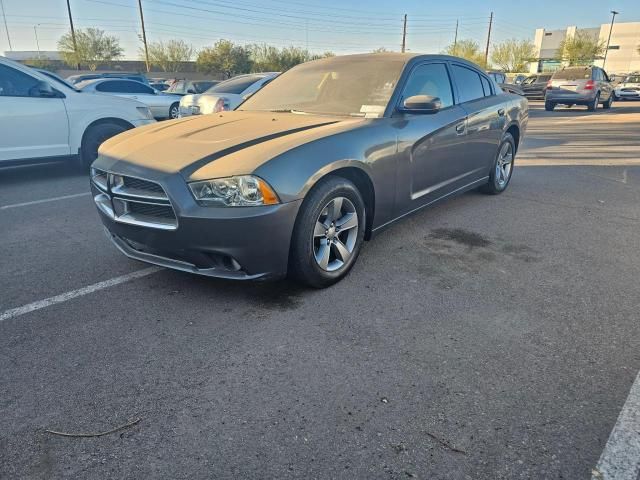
left=531, top=22, right=640, bottom=74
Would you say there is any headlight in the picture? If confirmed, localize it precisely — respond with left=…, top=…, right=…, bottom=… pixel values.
left=136, top=106, right=153, bottom=120
left=189, top=175, right=279, bottom=206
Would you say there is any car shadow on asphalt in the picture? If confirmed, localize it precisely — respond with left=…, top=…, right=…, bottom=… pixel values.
left=0, top=160, right=85, bottom=187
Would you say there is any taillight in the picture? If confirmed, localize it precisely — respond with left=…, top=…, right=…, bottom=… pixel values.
left=584, top=80, right=595, bottom=90
left=213, top=97, right=229, bottom=113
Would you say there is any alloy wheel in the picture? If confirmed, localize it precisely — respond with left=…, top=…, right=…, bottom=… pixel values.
left=495, top=141, right=513, bottom=188
left=313, top=197, right=359, bottom=272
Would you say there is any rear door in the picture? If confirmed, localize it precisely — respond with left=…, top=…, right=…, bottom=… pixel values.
left=0, top=64, right=69, bottom=162
left=450, top=63, right=505, bottom=177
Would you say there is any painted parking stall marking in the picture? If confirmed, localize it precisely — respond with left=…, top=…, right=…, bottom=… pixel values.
left=592, top=370, right=640, bottom=480
left=0, top=267, right=162, bottom=323
left=0, top=192, right=91, bottom=210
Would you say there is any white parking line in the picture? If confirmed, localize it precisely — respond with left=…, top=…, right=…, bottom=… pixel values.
left=0, top=192, right=91, bottom=210
left=592, top=370, right=640, bottom=480
left=0, top=267, right=161, bottom=323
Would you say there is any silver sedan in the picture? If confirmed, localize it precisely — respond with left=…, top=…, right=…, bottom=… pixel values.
left=76, top=78, right=182, bottom=119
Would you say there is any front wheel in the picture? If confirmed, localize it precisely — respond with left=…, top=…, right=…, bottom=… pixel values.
left=544, top=101, right=555, bottom=111
left=289, top=177, right=365, bottom=288
left=482, top=133, right=515, bottom=195
left=79, top=122, right=128, bottom=169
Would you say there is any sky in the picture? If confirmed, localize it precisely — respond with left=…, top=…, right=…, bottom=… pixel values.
left=1, top=0, right=639, bottom=59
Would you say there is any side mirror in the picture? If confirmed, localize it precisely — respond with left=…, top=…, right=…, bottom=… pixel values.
left=400, top=95, right=441, bottom=114
left=30, top=80, right=61, bottom=98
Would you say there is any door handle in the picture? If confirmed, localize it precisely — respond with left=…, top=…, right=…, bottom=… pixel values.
left=455, top=123, right=465, bottom=134
left=497, top=108, right=505, bottom=116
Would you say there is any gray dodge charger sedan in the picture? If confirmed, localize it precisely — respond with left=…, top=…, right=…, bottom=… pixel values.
left=91, top=53, right=528, bottom=288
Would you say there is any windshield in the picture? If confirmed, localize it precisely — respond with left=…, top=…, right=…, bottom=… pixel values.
left=623, top=75, right=640, bottom=84
left=239, top=57, right=406, bottom=117
left=553, top=68, right=591, bottom=80
left=38, top=70, right=78, bottom=91
left=205, top=75, right=266, bottom=95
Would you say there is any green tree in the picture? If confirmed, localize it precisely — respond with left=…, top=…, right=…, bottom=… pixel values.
left=57, top=28, right=123, bottom=70
left=248, top=44, right=282, bottom=72
left=443, top=39, right=485, bottom=67
left=490, top=39, right=536, bottom=72
left=556, top=30, right=606, bottom=66
left=143, top=39, right=194, bottom=72
left=196, top=40, right=252, bottom=78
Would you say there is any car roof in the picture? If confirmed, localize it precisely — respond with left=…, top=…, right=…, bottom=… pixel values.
left=305, top=52, right=485, bottom=71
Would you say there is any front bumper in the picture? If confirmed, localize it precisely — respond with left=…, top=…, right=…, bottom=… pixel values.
left=615, top=89, right=640, bottom=99
left=91, top=176, right=302, bottom=280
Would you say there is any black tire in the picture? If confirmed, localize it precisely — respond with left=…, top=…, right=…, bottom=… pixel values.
left=289, top=176, right=366, bottom=288
left=544, top=101, right=555, bottom=111
left=169, top=102, right=180, bottom=119
left=482, top=133, right=516, bottom=195
left=602, top=94, right=613, bottom=109
left=587, top=93, right=600, bottom=111
left=79, top=122, right=128, bottom=169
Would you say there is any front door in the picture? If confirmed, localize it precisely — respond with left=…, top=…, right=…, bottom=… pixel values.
left=0, top=64, right=69, bottom=162
left=393, top=62, right=469, bottom=213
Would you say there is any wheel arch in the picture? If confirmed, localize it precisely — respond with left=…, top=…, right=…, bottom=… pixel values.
left=300, top=161, right=376, bottom=240
left=505, top=123, right=520, bottom=153
left=79, top=117, right=135, bottom=154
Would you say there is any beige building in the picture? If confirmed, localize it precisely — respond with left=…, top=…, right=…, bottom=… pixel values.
left=531, top=22, right=640, bottom=74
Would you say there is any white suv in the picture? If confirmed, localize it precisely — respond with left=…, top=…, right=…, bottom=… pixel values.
left=0, top=57, right=156, bottom=168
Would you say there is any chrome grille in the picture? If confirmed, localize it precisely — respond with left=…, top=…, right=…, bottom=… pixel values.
left=91, top=169, right=177, bottom=230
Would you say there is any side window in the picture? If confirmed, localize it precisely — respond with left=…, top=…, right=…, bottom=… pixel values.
left=0, top=64, right=41, bottom=97
left=96, top=80, right=126, bottom=93
left=480, top=76, right=493, bottom=96
left=127, top=82, right=154, bottom=94
left=592, top=69, right=601, bottom=81
left=401, top=63, right=454, bottom=108
left=451, top=65, right=485, bottom=103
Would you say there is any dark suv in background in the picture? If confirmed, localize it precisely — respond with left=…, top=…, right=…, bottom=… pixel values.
left=545, top=66, right=613, bottom=111
left=521, top=74, right=552, bottom=99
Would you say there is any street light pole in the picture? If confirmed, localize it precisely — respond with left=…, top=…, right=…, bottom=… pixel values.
left=602, top=10, right=619, bottom=70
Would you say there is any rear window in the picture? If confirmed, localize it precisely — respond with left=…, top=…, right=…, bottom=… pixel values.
left=206, top=75, right=265, bottom=95
left=552, top=68, right=591, bottom=80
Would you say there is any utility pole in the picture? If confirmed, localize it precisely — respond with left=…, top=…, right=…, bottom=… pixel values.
left=453, top=19, right=458, bottom=55
left=602, top=10, right=619, bottom=70
left=401, top=14, right=407, bottom=53
left=484, top=12, right=493, bottom=67
left=34, top=25, right=41, bottom=59
left=138, top=0, right=150, bottom=72
left=65, top=0, right=80, bottom=70
left=0, top=0, right=12, bottom=51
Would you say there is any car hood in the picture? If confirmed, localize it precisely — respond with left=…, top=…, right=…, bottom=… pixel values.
left=97, top=110, right=361, bottom=180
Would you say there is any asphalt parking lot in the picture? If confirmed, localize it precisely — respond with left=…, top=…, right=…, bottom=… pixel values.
left=1, top=101, right=639, bottom=479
